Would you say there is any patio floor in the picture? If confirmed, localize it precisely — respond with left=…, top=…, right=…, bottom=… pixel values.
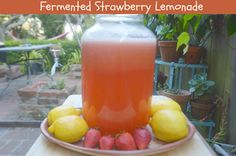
left=0, top=127, right=40, bottom=156
left=0, top=77, right=25, bottom=121
left=0, top=71, right=81, bottom=155
left=0, top=75, right=45, bottom=155
left=0, top=72, right=81, bottom=122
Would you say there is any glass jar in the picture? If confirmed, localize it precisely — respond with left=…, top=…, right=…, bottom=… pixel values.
left=81, top=15, right=156, bottom=135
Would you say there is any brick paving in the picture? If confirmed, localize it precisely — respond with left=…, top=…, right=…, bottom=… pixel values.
left=0, top=127, right=40, bottom=156
left=0, top=72, right=81, bottom=121
left=0, top=67, right=81, bottom=155
left=0, top=75, right=65, bottom=155
left=0, top=77, right=24, bottom=121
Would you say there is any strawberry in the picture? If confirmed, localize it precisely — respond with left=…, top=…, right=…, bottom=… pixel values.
left=115, top=132, right=136, bottom=150
left=83, top=128, right=101, bottom=148
left=133, top=128, right=151, bottom=150
left=99, top=135, right=115, bottom=150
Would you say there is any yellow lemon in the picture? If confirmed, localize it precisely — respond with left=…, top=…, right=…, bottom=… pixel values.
left=48, top=115, right=88, bottom=143
left=47, top=105, right=81, bottom=126
left=151, top=99, right=181, bottom=116
left=150, top=110, right=189, bottom=142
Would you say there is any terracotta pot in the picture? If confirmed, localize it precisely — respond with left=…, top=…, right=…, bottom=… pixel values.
left=158, top=41, right=179, bottom=62
left=158, top=90, right=191, bottom=111
left=184, top=46, right=204, bottom=64
left=191, top=100, right=213, bottom=120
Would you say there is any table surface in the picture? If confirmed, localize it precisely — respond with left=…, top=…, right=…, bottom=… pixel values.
left=0, top=44, right=55, bottom=52
left=26, top=95, right=217, bottom=156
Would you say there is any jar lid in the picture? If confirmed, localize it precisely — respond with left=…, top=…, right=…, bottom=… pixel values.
left=96, top=14, right=143, bottom=23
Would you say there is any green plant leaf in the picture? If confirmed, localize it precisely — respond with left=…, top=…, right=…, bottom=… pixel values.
left=205, top=80, right=215, bottom=87
left=188, top=79, right=197, bottom=86
left=188, top=73, right=215, bottom=97
left=177, top=32, right=190, bottom=54
left=227, top=15, right=236, bottom=36
left=196, top=90, right=204, bottom=96
left=183, top=15, right=195, bottom=30
left=189, top=87, right=196, bottom=93
left=183, top=45, right=189, bottom=55
left=202, top=84, right=209, bottom=91
left=194, top=15, right=203, bottom=33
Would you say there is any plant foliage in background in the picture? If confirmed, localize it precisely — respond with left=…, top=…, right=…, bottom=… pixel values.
left=164, top=89, right=186, bottom=95
left=43, top=79, right=65, bottom=90
left=144, top=14, right=184, bottom=41
left=61, top=49, right=81, bottom=73
left=188, top=73, right=215, bottom=98
left=176, top=15, right=213, bottom=53
left=4, top=39, right=79, bottom=72
left=0, top=15, right=33, bottom=41
left=144, top=14, right=236, bottom=54
left=177, top=32, right=190, bottom=55
left=226, top=15, right=236, bottom=37
left=37, top=15, right=65, bottom=38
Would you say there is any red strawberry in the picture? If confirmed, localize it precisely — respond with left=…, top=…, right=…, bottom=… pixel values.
left=99, top=135, right=115, bottom=150
left=133, top=128, right=151, bottom=150
left=115, top=132, right=136, bottom=150
left=84, top=128, right=101, bottom=148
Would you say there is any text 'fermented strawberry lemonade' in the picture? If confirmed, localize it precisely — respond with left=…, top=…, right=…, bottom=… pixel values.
left=81, top=15, right=156, bottom=135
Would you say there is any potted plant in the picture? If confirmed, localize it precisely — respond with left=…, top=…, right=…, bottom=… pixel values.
left=176, top=15, right=213, bottom=64
left=156, top=15, right=184, bottom=62
left=155, top=70, right=191, bottom=111
left=158, top=89, right=191, bottom=112
left=145, top=15, right=186, bottom=62
left=188, top=73, right=215, bottom=119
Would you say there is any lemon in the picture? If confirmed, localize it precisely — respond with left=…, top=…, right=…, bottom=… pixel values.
left=150, top=110, right=189, bottom=142
left=151, top=99, right=181, bottom=116
left=47, top=105, right=81, bottom=126
left=48, top=115, right=88, bottom=143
